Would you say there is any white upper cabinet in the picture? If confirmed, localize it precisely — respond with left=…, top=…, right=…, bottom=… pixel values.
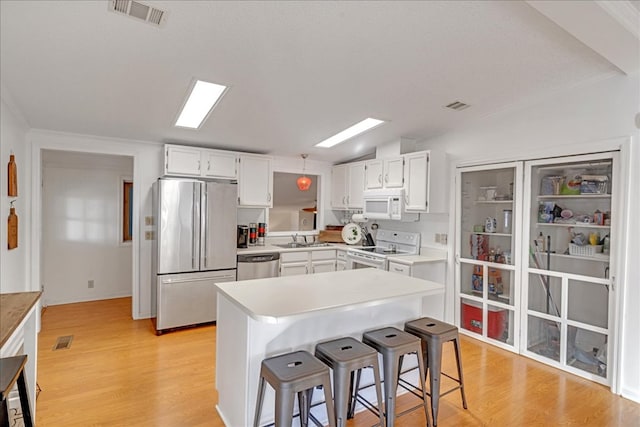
left=331, top=162, right=365, bottom=209
left=238, top=154, right=273, bottom=207
left=203, top=150, right=237, bottom=179
left=384, top=157, right=405, bottom=188
left=348, top=162, right=365, bottom=209
left=364, top=159, right=384, bottom=190
left=331, top=164, right=349, bottom=209
left=165, top=144, right=238, bottom=179
left=365, top=157, right=403, bottom=190
left=403, top=151, right=430, bottom=211
left=165, top=145, right=202, bottom=177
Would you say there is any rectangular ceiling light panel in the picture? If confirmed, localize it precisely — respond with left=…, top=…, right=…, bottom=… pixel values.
left=175, top=80, right=228, bottom=129
left=315, top=118, right=385, bottom=148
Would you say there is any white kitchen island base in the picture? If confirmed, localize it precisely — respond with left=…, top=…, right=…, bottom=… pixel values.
left=215, top=268, right=445, bottom=427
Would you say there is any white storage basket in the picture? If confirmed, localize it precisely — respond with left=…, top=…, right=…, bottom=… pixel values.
left=569, top=243, right=602, bottom=257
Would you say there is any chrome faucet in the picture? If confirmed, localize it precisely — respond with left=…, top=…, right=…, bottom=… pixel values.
left=291, top=233, right=298, bottom=243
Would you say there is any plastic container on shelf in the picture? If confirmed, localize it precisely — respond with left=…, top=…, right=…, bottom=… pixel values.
left=569, top=244, right=603, bottom=256
left=462, top=300, right=506, bottom=339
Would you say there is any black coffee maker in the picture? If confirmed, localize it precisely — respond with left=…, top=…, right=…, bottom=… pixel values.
left=237, top=225, right=248, bottom=248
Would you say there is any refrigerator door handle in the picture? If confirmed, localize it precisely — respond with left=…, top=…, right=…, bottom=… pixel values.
left=193, top=184, right=200, bottom=269
left=201, top=184, right=208, bottom=268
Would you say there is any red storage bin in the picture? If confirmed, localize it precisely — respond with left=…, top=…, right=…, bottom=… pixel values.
left=462, top=300, right=506, bottom=340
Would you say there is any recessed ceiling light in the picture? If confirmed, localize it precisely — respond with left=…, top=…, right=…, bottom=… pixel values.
left=175, top=80, right=228, bottom=129
left=314, top=118, right=385, bottom=148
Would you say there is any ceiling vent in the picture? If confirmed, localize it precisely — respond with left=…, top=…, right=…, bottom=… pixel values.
left=108, top=0, right=167, bottom=27
left=444, top=101, right=470, bottom=111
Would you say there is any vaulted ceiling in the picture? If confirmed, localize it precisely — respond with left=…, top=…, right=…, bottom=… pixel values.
left=1, top=1, right=638, bottom=163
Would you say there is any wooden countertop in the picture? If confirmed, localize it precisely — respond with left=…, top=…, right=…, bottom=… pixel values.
left=0, top=292, right=41, bottom=348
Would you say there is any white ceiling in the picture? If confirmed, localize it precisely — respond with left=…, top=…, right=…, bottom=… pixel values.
left=1, top=1, right=638, bottom=163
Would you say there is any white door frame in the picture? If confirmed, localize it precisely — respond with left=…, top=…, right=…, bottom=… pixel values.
left=30, top=131, right=143, bottom=319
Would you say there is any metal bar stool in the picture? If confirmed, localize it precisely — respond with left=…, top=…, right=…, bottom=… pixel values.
left=254, top=350, right=336, bottom=427
left=405, top=317, right=468, bottom=426
left=1, top=355, right=34, bottom=427
left=315, top=337, right=385, bottom=427
left=359, top=327, right=431, bottom=427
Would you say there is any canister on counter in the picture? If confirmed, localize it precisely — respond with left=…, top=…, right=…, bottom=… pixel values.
left=258, top=222, right=266, bottom=246
left=249, top=222, right=257, bottom=246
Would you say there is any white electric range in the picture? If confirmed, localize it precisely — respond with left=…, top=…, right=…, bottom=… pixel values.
left=346, top=229, right=421, bottom=270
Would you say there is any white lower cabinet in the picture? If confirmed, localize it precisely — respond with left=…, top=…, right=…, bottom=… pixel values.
left=280, top=249, right=336, bottom=277
left=388, top=261, right=411, bottom=276
left=336, top=249, right=347, bottom=271
left=388, top=259, right=446, bottom=283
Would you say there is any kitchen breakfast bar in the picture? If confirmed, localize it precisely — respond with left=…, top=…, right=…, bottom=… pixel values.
left=215, top=268, right=445, bottom=427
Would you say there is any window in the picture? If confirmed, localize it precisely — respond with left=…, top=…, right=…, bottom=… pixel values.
left=122, top=180, right=133, bottom=242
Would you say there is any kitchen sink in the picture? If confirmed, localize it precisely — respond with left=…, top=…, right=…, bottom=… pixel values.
left=273, top=243, right=308, bottom=248
left=273, top=242, right=331, bottom=249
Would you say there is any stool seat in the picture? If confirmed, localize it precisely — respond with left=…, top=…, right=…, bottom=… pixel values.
left=404, top=317, right=468, bottom=427
left=362, top=327, right=431, bottom=427
left=0, top=355, right=33, bottom=427
left=405, top=318, right=458, bottom=340
left=261, top=350, right=329, bottom=390
left=254, top=350, right=336, bottom=427
left=315, top=337, right=384, bottom=427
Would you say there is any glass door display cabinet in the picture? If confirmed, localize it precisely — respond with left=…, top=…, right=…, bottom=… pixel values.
left=455, top=162, right=523, bottom=352
left=522, top=152, right=618, bottom=386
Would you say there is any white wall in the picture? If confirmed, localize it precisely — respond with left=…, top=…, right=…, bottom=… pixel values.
left=41, top=153, right=133, bottom=305
left=421, top=72, right=640, bottom=401
left=0, top=96, right=30, bottom=293
left=29, top=130, right=163, bottom=319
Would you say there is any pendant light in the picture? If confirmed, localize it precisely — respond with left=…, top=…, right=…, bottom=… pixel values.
left=296, top=154, right=312, bottom=191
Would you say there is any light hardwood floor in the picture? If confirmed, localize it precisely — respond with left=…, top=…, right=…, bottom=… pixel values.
left=35, top=297, right=639, bottom=426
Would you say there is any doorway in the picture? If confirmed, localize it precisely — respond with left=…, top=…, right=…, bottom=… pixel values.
left=40, top=150, right=134, bottom=306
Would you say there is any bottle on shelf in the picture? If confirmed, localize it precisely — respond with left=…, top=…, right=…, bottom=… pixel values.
left=536, top=232, right=545, bottom=252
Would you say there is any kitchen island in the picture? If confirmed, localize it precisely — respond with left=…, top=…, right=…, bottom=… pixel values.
left=215, top=268, right=445, bottom=427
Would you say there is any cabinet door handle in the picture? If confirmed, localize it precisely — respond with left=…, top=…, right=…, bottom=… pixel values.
left=393, top=267, right=403, bottom=272
left=268, top=193, right=271, bottom=202
left=208, top=160, right=211, bottom=171
left=305, top=266, right=309, bottom=274
left=378, top=174, right=382, bottom=184
left=197, top=160, right=201, bottom=171
left=385, top=174, right=389, bottom=183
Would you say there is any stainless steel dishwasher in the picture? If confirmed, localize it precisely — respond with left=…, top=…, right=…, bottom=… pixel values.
left=236, top=253, right=280, bottom=280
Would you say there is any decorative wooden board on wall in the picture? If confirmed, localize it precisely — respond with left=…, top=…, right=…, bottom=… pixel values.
left=8, top=206, right=18, bottom=249
left=8, top=154, right=17, bottom=197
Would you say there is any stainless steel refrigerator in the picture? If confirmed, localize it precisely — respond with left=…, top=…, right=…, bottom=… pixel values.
left=152, top=178, right=237, bottom=332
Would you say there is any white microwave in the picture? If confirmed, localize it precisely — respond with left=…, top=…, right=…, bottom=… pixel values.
left=362, top=189, right=418, bottom=221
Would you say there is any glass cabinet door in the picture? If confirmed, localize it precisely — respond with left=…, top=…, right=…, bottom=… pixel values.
left=522, top=152, right=617, bottom=385
left=456, top=162, right=522, bottom=351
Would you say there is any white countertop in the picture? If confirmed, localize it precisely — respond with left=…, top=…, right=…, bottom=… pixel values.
left=215, top=268, right=445, bottom=324
left=236, top=242, right=350, bottom=255
left=387, top=248, right=447, bottom=265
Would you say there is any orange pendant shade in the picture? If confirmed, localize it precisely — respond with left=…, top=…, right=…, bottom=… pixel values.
left=297, top=175, right=312, bottom=191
